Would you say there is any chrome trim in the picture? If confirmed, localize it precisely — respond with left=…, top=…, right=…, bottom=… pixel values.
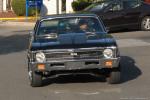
left=30, top=46, right=117, bottom=53
left=29, top=57, right=120, bottom=71
left=28, top=46, right=117, bottom=62
left=30, top=57, right=120, bottom=64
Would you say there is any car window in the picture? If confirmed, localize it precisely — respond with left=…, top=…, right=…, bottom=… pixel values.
left=123, top=0, right=140, bottom=9
left=37, top=17, right=105, bottom=36
left=38, top=20, right=59, bottom=35
left=84, top=1, right=112, bottom=11
left=108, top=3, right=122, bottom=11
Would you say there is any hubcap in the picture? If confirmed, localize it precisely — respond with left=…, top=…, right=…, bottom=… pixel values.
left=28, top=71, right=33, bottom=81
left=143, top=18, right=150, bottom=30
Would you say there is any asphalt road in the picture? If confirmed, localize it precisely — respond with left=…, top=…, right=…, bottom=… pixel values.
left=0, top=26, right=150, bottom=100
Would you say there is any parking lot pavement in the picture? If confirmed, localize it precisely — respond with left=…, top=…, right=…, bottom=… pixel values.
left=0, top=26, right=150, bottom=100
left=117, top=38, right=150, bottom=48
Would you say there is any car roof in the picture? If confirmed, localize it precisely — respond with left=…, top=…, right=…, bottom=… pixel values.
left=40, top=13, right=98, bottom=20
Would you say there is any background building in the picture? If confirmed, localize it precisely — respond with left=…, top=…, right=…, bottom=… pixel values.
left=42, top=0, right=74, bottom=15
left=0, top=0, right=12, bottom=12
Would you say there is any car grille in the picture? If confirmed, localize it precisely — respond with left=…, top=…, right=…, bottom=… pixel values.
left=44, top=49, right=104, bottom=61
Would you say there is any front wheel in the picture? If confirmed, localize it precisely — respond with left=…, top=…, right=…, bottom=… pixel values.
left=141, top=16, right=150, bottom=31
left=29, top=71, right=43, bottom=87
left=107, top=67, right=121, bottom=84
left=28, top=62, right=43, bottom=87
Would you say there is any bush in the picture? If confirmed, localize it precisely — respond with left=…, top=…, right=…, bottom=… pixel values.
left=12, top=0, right=37, bottom=16
left=72, top=0, right=92, bottom=11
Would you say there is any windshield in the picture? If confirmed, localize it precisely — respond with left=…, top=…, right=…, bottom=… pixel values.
left=37, top=17, right=105, bottom=37
left=84, top=1, right=111, bottom=11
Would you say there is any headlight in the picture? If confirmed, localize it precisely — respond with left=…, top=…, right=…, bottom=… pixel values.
left=36, top=52, right=46, bottom=62
left=103, top=49, right=113, bottom=58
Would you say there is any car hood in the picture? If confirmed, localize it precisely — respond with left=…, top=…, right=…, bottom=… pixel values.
left=30, top=33, right=117, bottom=51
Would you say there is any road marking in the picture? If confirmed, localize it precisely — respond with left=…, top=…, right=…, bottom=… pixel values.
left=79, top=92, right=100, bottom=95
left=52, top=87, right=121, bottom=95
left=116, top=39, right=150, bottom=48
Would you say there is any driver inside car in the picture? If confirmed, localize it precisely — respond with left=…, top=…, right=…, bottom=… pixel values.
left=78, top=19, right=98, bottom=34
left=79, top=20, right=90, bottom=33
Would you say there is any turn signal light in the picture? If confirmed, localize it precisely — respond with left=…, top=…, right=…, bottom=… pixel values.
left=37, top=64, right=45, bottom=70
left=105, top=61, right=113, bottom=68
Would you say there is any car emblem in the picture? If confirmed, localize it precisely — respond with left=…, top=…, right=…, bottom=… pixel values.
left=70, top=52, right=78, bottom=56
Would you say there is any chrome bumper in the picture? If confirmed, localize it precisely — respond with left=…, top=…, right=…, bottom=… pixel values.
left=29, top=57, right=120, bottom=71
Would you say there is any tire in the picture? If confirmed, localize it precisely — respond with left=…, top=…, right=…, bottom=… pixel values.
left=107, top=67, right=121, bottom=84
left=28, top=62, right=43, bottom=87
left=141, top=16, right=150, bottom=31
left=30, top=72, right=43, bottom=87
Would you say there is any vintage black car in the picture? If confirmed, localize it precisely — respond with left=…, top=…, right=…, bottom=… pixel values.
left=27, top=14, right=121, bottom=87
left=84, top=0, right=150, bottom=31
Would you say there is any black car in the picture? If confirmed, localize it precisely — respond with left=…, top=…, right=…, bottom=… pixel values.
left=84, top=0, right=150, bottom=31
left=27, top=14, right=121, bottom=87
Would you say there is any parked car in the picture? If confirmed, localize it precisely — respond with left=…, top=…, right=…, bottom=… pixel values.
left=27, top=13, right=121, bottom=87
left=84, top=0, right=150, bottom=31
left=144, top=0, right=150, bottom=4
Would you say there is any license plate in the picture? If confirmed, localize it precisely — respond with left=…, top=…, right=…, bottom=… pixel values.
left=66, top=62, right=84, bottom=69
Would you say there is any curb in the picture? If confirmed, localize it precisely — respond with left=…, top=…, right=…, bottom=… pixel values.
left=0, top=17, right=37, bottom=27
left=0, top=21, right=35, bottom=27
left=0, top=17, right=36, bottom=21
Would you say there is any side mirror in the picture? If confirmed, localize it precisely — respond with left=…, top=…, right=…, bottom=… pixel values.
left=104, top=8, right=113, bottom=13
left=106, top=27, right=110, bottom=33
left=108, top=9, right=114, bottom=12
left=29, top=31, right=34, bottom=37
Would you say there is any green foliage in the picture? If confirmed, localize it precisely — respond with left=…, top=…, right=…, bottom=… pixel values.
left=72, top=0, right=92, bottom=11
left=12, top=0, right=37, bottom=16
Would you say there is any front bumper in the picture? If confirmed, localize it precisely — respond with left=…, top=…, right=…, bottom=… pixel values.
left=29, top=57, right=120, bottom=72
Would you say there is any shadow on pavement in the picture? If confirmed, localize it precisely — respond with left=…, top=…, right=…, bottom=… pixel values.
left=42, top=56, right=142, bottom=86
left=0, top=34, right=29, bottom=55
left=43, top=74, right=106, bottom=86
left=120, top=56, right=142, bottom=83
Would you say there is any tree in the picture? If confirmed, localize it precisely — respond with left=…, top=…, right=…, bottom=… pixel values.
left=72, top=0, right=92, bottom=11
left=12, top=0, right=36, bottom=16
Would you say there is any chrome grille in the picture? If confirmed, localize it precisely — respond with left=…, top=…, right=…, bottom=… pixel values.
left=44, top=49, right=104, bottom=61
